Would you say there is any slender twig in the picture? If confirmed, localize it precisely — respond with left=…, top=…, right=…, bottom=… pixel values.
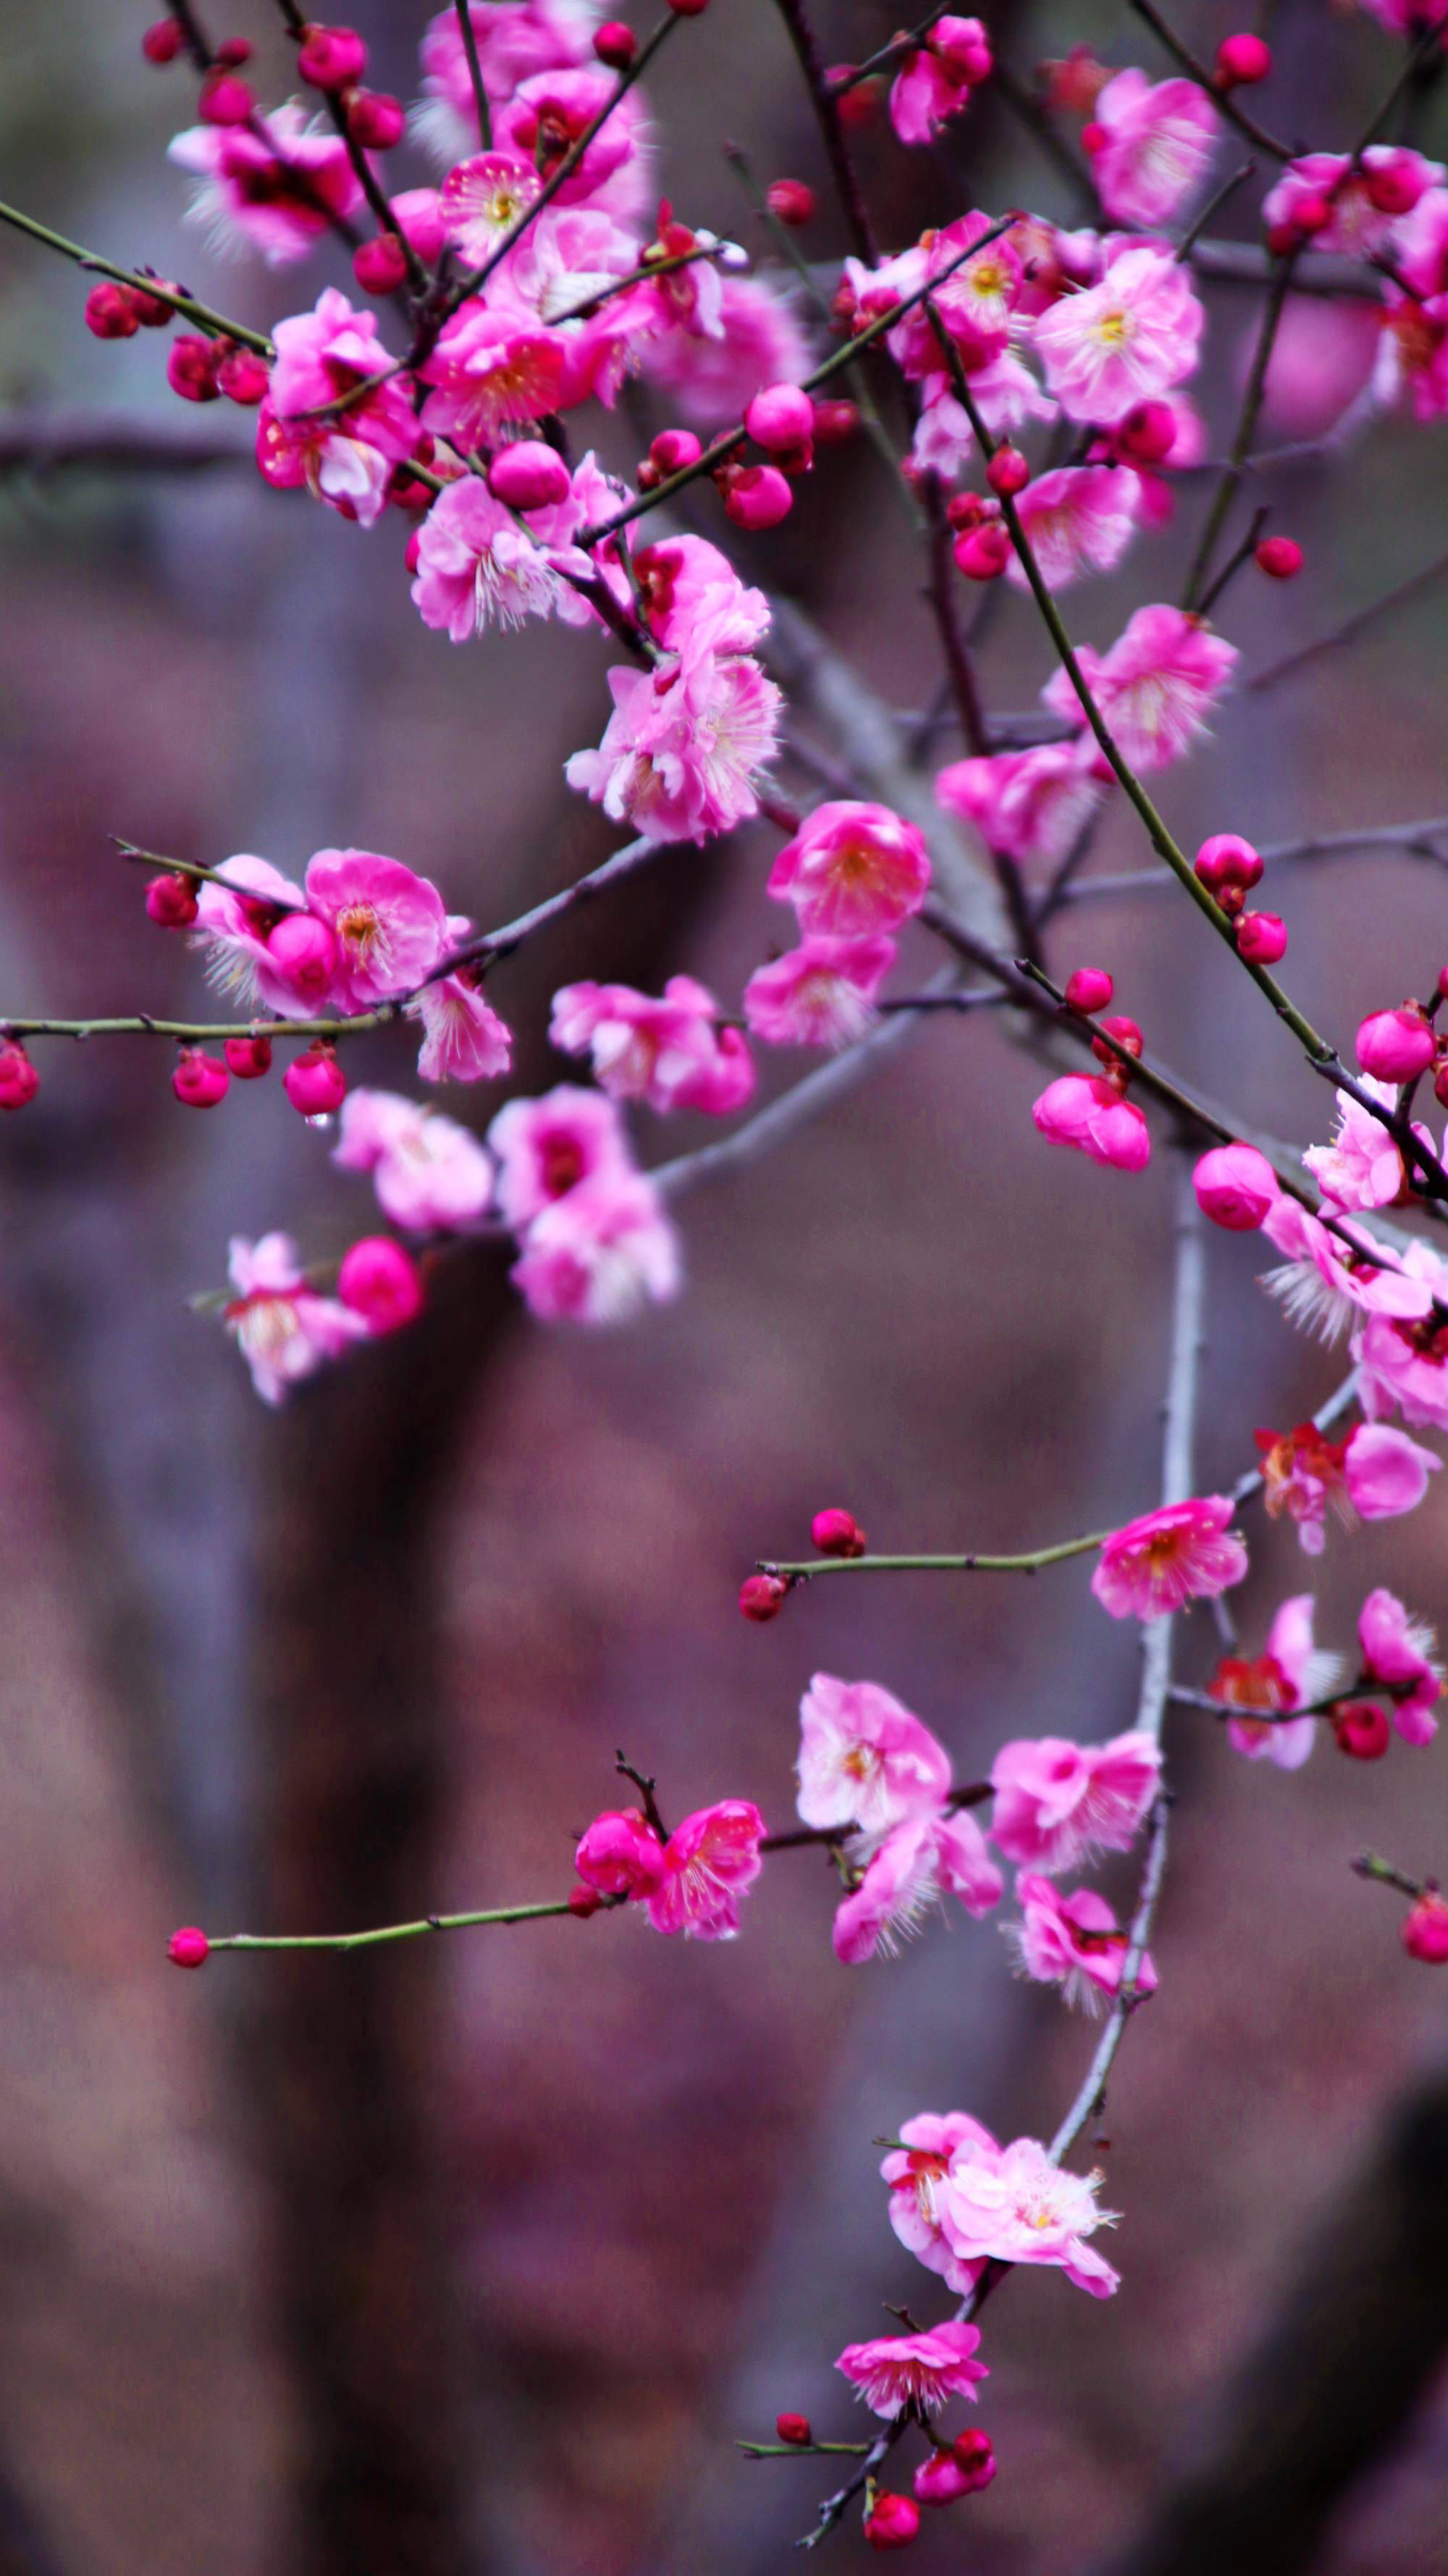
left=1352, top=1851, right=1429, bottom=1902
left=1195, top=501, right=1273, bottom=620
left=1182, top=255, right=1296, bottom=613
left=830, top=7, right=949, bottom=93
left=758, top=1531, right=1110, bottom=1580
left=1248, top=548, right=1448, bottom=694
left=773, top=0, right=879, bottom=261
left=0, top=199, right=274, bottom=355
left=1126, top=0, right=1292, bottom=157
left=453, top=0, right=493, bottom=148
left=1175, top=161, right=1257, bottom=264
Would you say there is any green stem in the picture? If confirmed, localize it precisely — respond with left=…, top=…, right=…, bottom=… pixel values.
left=210, top=1898, right=576, bottom=1952
left=1182, top=252, right=1296, bottom=613
left=760, top=1531, right=1110, bottom=1579
left=0, top=198, right=274, bottom=355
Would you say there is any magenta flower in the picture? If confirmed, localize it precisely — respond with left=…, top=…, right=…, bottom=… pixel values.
left=574, top=1807, right=665, bottom=1899
left=1359, top=1587, right=1443, bottom=1743
left=832, top=1810, right=1003, bottom=1965
left=1033, top=246, right=1204, bottom=426
left=1263, top=148, right=1443, bottom=258
left=510, top=1170, right=681, bottom=1326
left=550, top=975, right=755, bottom=1115
left=937, top=741, right=1107, bottom=868
left=768, top=802, right=932, bottom=939
left=938, top=2136, right=1120, bottom=2297
left=1032, top=1073, right=1150, bottom=1172
left=487, top=1085, right=634, bottom=1228
left=888, top=17, right=992, bottom=146
left=416, top=0, right=597, bottom=161
left=1211, top=1595, right=1343, bottom=1769
left=302, top=849, right=455, bottom=1008
left=223, top=1232, right=368, bottom=1406
left=1193, top=1141, right=1281, bottom=1231
left=1043, top=605, right=1237, bottom=772
left=419, top=307, right=568, bottom=450
left=167, top=104, right=363, bottom=266
left=1353, top=1241, right=1448, bottom=1426
left=881, top=2111, right=999, bottom=2291
left=258, top=289, right=419, bottom=529
left=1304, top=1081, right=1420, bottom=1212
left=744, top=935, right=896, bottom=1049
left=566, top=647, right=782, bottom=845
left=835, top=2319, right=988, bottom=2419
left=1006, top=463, right=1143, bottom=591
left=1345, top=1421, right=1442, bottom=1523
left=437, top=151, right=544, bottom=266
left=990, top=1732, right=1161, bottom=1870
left=633, top=536, right=770, bottom=660
left=191, top=854, right=313, bottom=1014
left=796, top=1674, right=953, bottom=1835
left=641, top=274, right=814, bottom=429
left=1090, top=70, right=1219, bottom=230
left=406, top=970, right=513, bottom=1086
left=1009, top=1872, right=1158, bottom=2011
left=1262, top=1196, right=1433, bottom=1343
left=1091, top=1497, right=1247, bottom=1620
left=644, top=1800, right=766, bottom=1939
left=411, top=476, right=594, bottom=642
left=496, top=67, right=653, bottom=225
left=333, top=1088, right=494, bottom=1231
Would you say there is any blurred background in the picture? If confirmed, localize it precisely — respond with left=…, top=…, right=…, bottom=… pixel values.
left=1, top=1, right=1448, bottom=2569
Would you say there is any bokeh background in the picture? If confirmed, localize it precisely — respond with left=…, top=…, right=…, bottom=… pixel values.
left=1, top=2, right=1447, bottom=2570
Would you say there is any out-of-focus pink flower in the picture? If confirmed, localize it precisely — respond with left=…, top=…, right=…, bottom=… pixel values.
left=1211, top=1594, right=1343, bottom=1767
left=833, top=1811, right=1003, bottom=1963
left=909, top=351, right=1056, bottom=480
left=496, top=67, right=652, bottom=224
left=744, top=934, right=896, bottom=1048
left=1193, top=1141, right=1281, bottom=1230
left=169, top=104, right=363, bottom=264
left=550, top=974, right=754, bottom=1114
left=487, top=1083, right=633, bottom=1227
left=510, top=1170, right=681, bottom=1325
left=1009, top=1871, right=1158, bottom=2010
left=936, top=741, right=1107, bottom=868
left=257, top=289, right=418, bottom=527
left=566, top=647, right=781, bottom=845
left=1347, top=1419, right=1442, bottom=1522
left=888, top=17, right=991, bottom=146
left=1032, top=1073, right=1150, bottom=1172
left=1359, top=1587, right=1443, bottom=1742
left=1262, top=1196, right=1432, bottom=1343
left=1092, top=1496, right=1247, bottom=1620
left=1090, top=70, right=1218, bottom=228
left=1263, top=148, right=1443, bottom=259
left=303, top=849, right=455, bottom=1007
left=796, top=1673, right=953, bottom=1834
left=1353, top=1239, right=1448, bottom=1426
left=938, top=2135, right=1121, bottom=2296
left=769, top=802, right=932, bottom=937
left=644, top=1799, right=765, bottom=1938
left=1006, top=463, right=1142, bottom=590
left=1033, top=246, right=1204, bottom=425
left=419, top=305, right=568, bottom=448
left=835, top=2320, right=988, bottom=2418
left=640, top=273, right=814, bottom=427
left=416, top=0, right=597, bottom=162
left=633, top=536, right=770, bottom=658
left=191, top=854, right=311, bottom=1012
left=575, top=1807, right=665, bottom=1897
left=334, top=1088, right=494, bottom=1229
left=861, top=215, right=1024, bottom=381
left=223, top=1231, right=369, bottom=1405
left=1255, top=1419, right=1351, bottom=1556
left=406, top=968, right=513, bottom=1085
left=1043, top=605, right=1237, bottom=771
left=881, top=2111, right=998, bottom=2293
left=990, top=1732, right=1161, bottom=1870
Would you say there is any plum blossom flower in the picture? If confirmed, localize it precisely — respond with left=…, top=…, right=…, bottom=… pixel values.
left=1091, top=1497, right=1247, bottom=1620
left=257, top=290, right=419, bottom=529
left=550, top=974, right=754, bottom=1114
left=882, top=2112, right=998, bottom=2292
left=438, top=150, right=544, bottom=264
left=510, top=1170, right=681, bottom=1324
left=492, top=206, right=654, bottom=406
left=333, top=1089, right=494, bottom=1230
left=1352, top=1237, right=1448, bottom=1425
left=191, top=854, right=309, bottom=1012
left=303, top=849, right=456, bottom=1007
left=574, top=1806, right=665, bottom=1897
left=1033, top=246, right=1204, bottom=426
left=909, top=351, right=1056, bottom=479
left=915, top=2434, right=996, bottom=2504
left=223, top=1232, right=368, bottom=1406
left=938, top=2135, right=1121, bottom=2296
left=1008, top=1873, right=1158, bottom=2011
left=566, top=647, right=782, bottom=845
left=1347, top=1420, right=1442, bottom=1519
left=496, top=67, right=653, bottom=225
left=743, top=936, right=896, bottom=1049
left=796, top=1674, right=953, bottom=1834
left=631, top=537, right=769, bottom=658
left=835, top=2320, right=988, bottom=2419
left=641, top=274, right=814, bottom=426
left=1263, top=148, right=1444, bottom=259
left=768, top=802, right=932, bottom=939
left=989, top=1732, right=1161, bottom=1870
left=1261, top=1196, right=1432, bottom=1343
left=416, top=0, right=598, bottom=162
left=644, top=1799, right=765, bottom=1939
left=1254, top=1418, right=1352, bottom=1555
left=1032, top=1073, right=1150, bottom=1172
left=487, top=1084, right=634, bottom=1228
left=1303, top=1080, right=1420, bottom=1212
left=936, top=741, right=1107, bottom=868
left=1042, top=605, right=1237, bottom=771
left=888, top=17, right=992, bottom=146
left=1209, top=1595, right=1344, bottom=1767
left=419, top=306, right=568, bottom=448
left=1359, top=1587, right=1443, bottom=1743
left=405, top=969, right=513, bottom=1086
left=168, top=103, right=363, bottom=265
left=832, top=1809, right=1003, bottom=1964
left=410, top=475, right=599, bottom=641
left=1090, top=71, right=1219, bottom=229
left=863, top=215, right=1024, bottom=379
left=1006, top=463, right=1143, bottom=590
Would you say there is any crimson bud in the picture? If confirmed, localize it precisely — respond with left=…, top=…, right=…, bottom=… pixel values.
left=1064, top=967, right=1114, bottom=1015
left=767, top=177, right=815, bottom=227
left=167, top=1926, right=210, bottom=1968
left=298, top=23, right=369, bottom=88
left=0, top=1043, right=39, bottom=1112
left=172, top=1048, right=230, bottom=1108
left=224, top=1034, right=273, bottom=1079
left=1402, top=1891, right=1448, bottom=1961
left=777, top=2413, right=812, bottom=2444
left=1216, top=32, right=1271, bottom=85
left=594, top=20, right=637, bottom=66
left=864, top=2493, right=920, bottom=2551
left=739, top=1572, right=788, bottom=1622
left=811, top=1508, right=866, bottom=1558
left=85, top=282, right=140, bottom=340
left=146, top=871, right=199, bottom=928
left=1256, top=534, right=1302, bottom=579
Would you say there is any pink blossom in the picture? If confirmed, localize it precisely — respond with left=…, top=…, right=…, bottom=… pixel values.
left=574, top=1806, right=665, bottom=1897
left=796, top=1674, right=953, bottom=1834
left=1043, top=605, right=1237, bottom=771
left=492, top=206, right=657, bottom=407
left=888, top=17, right=991, bottom=146
left=633, top=536, right=770, bottom=658
left=1261, top=1196, right=1432, bottom=1343
left=168, top=104, right=363, bottom=265
left=1091, top=1497, right=1247, bottom=1620
left=990, top=1731, right=1161, bottom=1870
left=768, top=802, right=932, bottom=938
left=1193, top=1141, right=1281, bottom=1230
left=1391, top=182, right=1448, bottom=298
left=909, top=351, right=1056, bottom=480
left=550, top=975, right=754, bottom=1115
left=835, top=2320, right=988, bottom=2419
left=1032, top=1073, right=1150, bottom=1172
left=1359, top=1587, right=1443, bottom=1743
left=223, top=1231, right=368, bottom=1406
left=1346, top=1419, right=1442, bottom=1522
left=257, top=289, right=418, bottom=529
left=641, top=274, right=814, bottom=427
left=833, top=1811, right=1003, bottom=1965
left=881, top=2112, right=998, bottom=2292
left=1255, top=1419, right=1352, bottom=1556
left=487, top=1084, right=634, bottom=1228
left=437, top=151, right=544, bottom=264
left=936, top=741, right=1107, bottom=868
left=419, top=306, right=568, bottom=450
left=392, top=187, right=448, bottom=264
left=1090, top=71, right=1219, bottom=229
left=565, top=647, right=782, bottom=845
left=1304, top=1081, right=1418, bottom=1211
left=866, top=216, right=1024, bottom=379
left=416, top=0, right=598, bottom=161
left=405, top=969, right=513, bottom=1086
left=303, top=849, right=455, bottom=1007
left=1006, top=463, right=1142, bottom=590
left=333, top=1088, right=494, bottom=1230
left=744, top=935, right=896, bottom=1049
left=510, top=1170, right=681, bottom=1325
left=1032, top=246, right=1204, bottom=426
left=1374, top=290, right=1448, bottom=421
left=1009, top=1872, right=1158, bottom=2010
left=1211, top=1595, right=1344, bottom=1768
left=497, top=68, right=652, bottom=225
left=410, top=474, right=599, bottom=641
left=914, top=2436, right=996, bottom=2504
left=191, top=854, right=312, bottom=1013
left=1263, top=148, right=1443, bottom=259
left=938, top=2136, right=1121, bottom=2296
left=644, top=1799, right=766, bottom=1939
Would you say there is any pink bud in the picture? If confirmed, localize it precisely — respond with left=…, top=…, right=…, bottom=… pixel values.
left=811, top=1508, right=867, bottom=1558
left=1192, top=1141, right=1279, bottom=1231
left=954, top=521, right=1010, bottom=581
left=1194, top=832, right=1263, bottom=898
left=198, top=71, right=253, bottom=125
left=723, top=464, right=793, bottom=529
left=1366, top=150, right=1431, bottom=217
left=746, top=383, right=815, bottom=452
left=933, top=21, right=992, bottom=82
left=0, top=1042, right=39, bottom=1112
left=568, top=1881, right=603, bottom=1917
left=1064, top=966, right=1114, bottom=1015
left=146, top=871, right=199, bottom=928
left=128, top=276, right=180, bottom=328
left=864, top=2493, right=920, bottom=2551
left=739, top=1572, right=788, bottom=1621
left=167, top=1926, right=210, bottom=1968
left=489, top=440, right=571, bottom=511
left=777, top=2413, right=812, bottom=2445
left=1117, top=400, right=1178, bottom=463
left=1255, top=534, right=1302, bottom=579
left=142, top=19, right=185, bottom=62
left=811, top=397, right=859, bottom=444
left=167, top=336, right=222, bottom=403
left=353, top=233, right=409, bottom=295
left=346, top=88, right=405, bottom=147
left=85, top=282, right=140, bottom=340
left=1292, top=193, right=1333, bottom=238
left=1334, top=1701, right=1392, bottom=1761
left=1357, top=1004, right=1436, bottom=1083
left=172, top=1048, right=230, bottom=1108
left=1094, top=1012, right=1142, bottom=1060
left=593, top=20, right=637, bottom=67
left=575, top=1808, right=665, bottom=1897
left=914, top=2429, right=996, bottom=2504
left=1216, top=31, right=1271, bottom=85
left=987, top=444, right=1030, bottom=496
left=767, top=177, right=815, bottom=227
left=216, top=347, right=270, bottom=404
left=283, top=1041, right=347, bottom=1117
left=338, top=1234, right=424, bottom=1332
left=1081, top=119, right=1108, bottom=154
left=1402, top=1891, right=1448, bottom=1961
left=298, top=23, right=369, bottom=88
left=950, top=2428, right=997, bottom=2491
left=224, top=1034, right=273, bottom=1080
left=1235, top=910, right=1288, bottom=965
left=649, top=427, right=702, bottom=474
left=266, top=912, right=338, bottom=1004
left=216, top=38, right=253, bottom=66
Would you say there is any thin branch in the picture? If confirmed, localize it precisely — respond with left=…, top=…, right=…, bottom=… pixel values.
left=0, top=198, right=274, bottom=354
left=773, top=0, right=879, bottom=262
left=758, top=1531, right=1109, bottom=1580
left=1182, top=256, right=1296, bottom=612
left=1248, top=548, right=1448, bottom=694
left=1126, top=0, right=1292, bottom=157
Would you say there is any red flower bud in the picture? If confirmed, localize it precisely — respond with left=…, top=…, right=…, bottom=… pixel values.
left=167, top=1926, right=210, bottom=1968
left=0, top=1043, right=40, bottom=1112
left=864, top=2493, right=920, bottom=2551
left=767, top=178, right=816, bottom=227
left=1402, top=1890, right=1448, bottom=1961
left=85, top=282, right=140, bottom=340
left=568, top=1881, right=603, bottom=1917
left=723, top=463, right=793, bottom=529
left=777, top=2412, right=812, bottom=2444
left=224, top=1034, right=273, bottom=1080
left=345, top=88, right=405, bottom=147
left=338, top=1235, right=424, bottom=1333
left=1255, top=534, right=1302, bottom=579
left=1216, top=32, right=1271, bottom=85
left=1195, top=831, right=1263, bottom=898
left=489, top=440, right=572, bottom=511
left=167, top=335, right=223, bottom=403
left=746, top=382, right=815, bottom=453
left=142, top=20, right=185, bottom=62
left=1116, top=399, right=1178, bottom=463
left=1080, top=120, right=1108, bottom=154
left=739, top=1572, right=788, bottom=1622
left=811, top=1508, right=867, bottom=1558
left=198, top=70, right=254, bottom=125
left=1064, top=967, right=1114, bottom=1015
left=217, top=347, right=271, bottom=404
left=298, top=24, right=369, bottom=88
left=1235, top=910, right=1288, bottom=966
left=1333, top=1700, right=1392, bottom=1761
left=146, top=871, right=199, bottom=928
left=810, top=397, right=859, bottom=444
left=954, top=521, right=1010, bottom=581
left=987, top=443, right=1030, bottom=496
left=594, top=20, right=637, bottom=67
left=649, top=427, right=702, bottom=474
left=283, top=1041, right=347, bottom=1117
left=172, top=1048, right=230, bottom=1108
left=353, top=232, right=410, bottom=295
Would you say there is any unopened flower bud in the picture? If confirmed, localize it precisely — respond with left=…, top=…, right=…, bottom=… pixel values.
left=0, top=1042, right=39, bottom=1112
left=1216, top=32, right=1271, bottom=85
left=746, top=383, right=815, bottom=453
left=914, top=2428, right=996, bottom=2504
left=1235, top=910, right=1288, bottom=965
left=723, top=463, right=793, bottom=529
left=338, top=1234, right=424, bottom=1331
left=224, top=1033, right=273, bottom=1080
left=575, top=1808, right=665, bottom=1897
left=1192, top=1141, right=1279, bottom=1231
left=1116, top=399, right=1178, bottom=463
left=128, top=275, right=180, bottom=327
left=830, top=65, right=878, bottom=127
left=1402, top=1890, right=1448, bottom=1961
left=298, top=23, right=369, bottom=87
left=864, top=2492, right=920, bottom=2551
left=217, top=346, right=270, bottom=404
left=767, top=177, right=815, bottom=226
left=812, top=1507, right=866, bottom=1558
left=1064, top=966, right=1114, bottom=1015
left=198, top=70, right=254, bottom=124
left=167, top=335, right=222, bottom=402
left=353, top=232, right=409, bottom=295
left=649, top=427, right=702, bottom=474
left=954, top=521, right=1010, bottom=581
left=173, top=1047, right=230, bottom=1108
left=216, top=38, right=253, bottom=66
left=146, top=871, right=198, bottom=928
left=776, top=2412, right=812, bottom=2445
left=811, top=397, right=859, bottom=444
left=667, top=0, right=710, bottom=17
left=739, top=1572, right=788, bottom=1621
left=568, top=1881, right=603, bottom=1917
left=1256, top=534, right=1302, bottom=579
left=167, top=1926, right=210, bottom=1968
left=1366, top=151, right=1430, bottom=217
left=489, top=440, right=571, bottom=511
left=85, top=281, right=140, bottom=340
left=594, top=20, right=637, bottom=67
left=142, top=19, right=185, bottom=62
left=1195, top=832, right=1263, bottom=899
left=346, top=88, right=405, bottom=147
left=986, top=444, right=1030, bottom=496
left=1080, top=120, right=1108, bottom=155
left=933, top=20, right=991, bottom=81
left=1333, top=1700, right=1392, bottom=1761
left=283, top=1040, right=346, bottom=1116
left=1357, top=1004, right=1436, bottom=1083
left=1095, top=1012, right=1142, bottom=1060
left=950, top=2428, right=996, bottom=2490
left=1435, top=1058, right=1448, bottom=1110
